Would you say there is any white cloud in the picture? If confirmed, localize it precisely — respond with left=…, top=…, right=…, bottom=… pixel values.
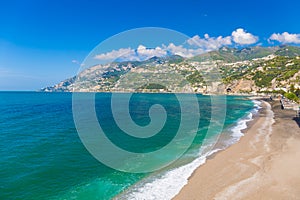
left=94, top=45, right=168, bottom=61
left=71, top=60, right=80, bottom=65
left=94, top=43, right=206, bottom=61
left=93, top=28, right=261, bottom=61
left=187, top=34, right=232, bottom=51
left=269, top=32, right=300, bottom=44
left=136, top=45, right=167, bottom=58
left=187, top=28, right=258, bottom=49
left=94, top=48, right=134, bottom=60
left=231, top=28, right=258, bottom=45
left=165, top=43, right=205, bottom=57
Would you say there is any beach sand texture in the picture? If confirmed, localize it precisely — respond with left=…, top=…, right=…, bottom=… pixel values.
left=174, top=100, right=300, bottom=200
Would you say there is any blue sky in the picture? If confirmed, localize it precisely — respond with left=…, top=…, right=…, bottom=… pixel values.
left=1, top=0, right=300, bottom=90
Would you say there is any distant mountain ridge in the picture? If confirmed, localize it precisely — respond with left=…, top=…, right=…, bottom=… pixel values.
left=41, top=45, right=300, bottom=94
left=190, top=45, right=300, bottom=63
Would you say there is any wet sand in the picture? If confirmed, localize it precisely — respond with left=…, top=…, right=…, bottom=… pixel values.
left=174, top=100, right=300, bottom=200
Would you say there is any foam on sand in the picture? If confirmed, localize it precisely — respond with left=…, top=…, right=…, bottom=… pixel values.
left=226, top=100, right=261, bottom=145
left=117, top=147, right=221, bottom=200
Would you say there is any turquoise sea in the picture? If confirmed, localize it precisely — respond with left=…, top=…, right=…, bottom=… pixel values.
left=0, top=92, right=258, bottom=200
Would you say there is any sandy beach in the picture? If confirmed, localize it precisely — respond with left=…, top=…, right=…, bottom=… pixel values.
left=174, top=99, right=300, bottom=200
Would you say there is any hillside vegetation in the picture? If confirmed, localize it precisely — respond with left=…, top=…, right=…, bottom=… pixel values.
left=41, top=45, right=300, bottom=97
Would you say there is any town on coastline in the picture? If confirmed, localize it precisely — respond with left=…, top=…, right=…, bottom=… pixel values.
left=41, top=45, right=300, bottom=109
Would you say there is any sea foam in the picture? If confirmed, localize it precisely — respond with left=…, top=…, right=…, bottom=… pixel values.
left=117, top=147, right=221, bottom=200
left=227, top=100, right=262, bottom=145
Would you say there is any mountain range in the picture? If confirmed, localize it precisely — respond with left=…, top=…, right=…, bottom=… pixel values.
left=41, top=45, right=300, bottom=94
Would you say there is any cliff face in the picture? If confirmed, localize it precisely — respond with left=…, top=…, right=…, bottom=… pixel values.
left=226, top=79, right=258, bottom=93
left=41, top=46, right=300, bottom=94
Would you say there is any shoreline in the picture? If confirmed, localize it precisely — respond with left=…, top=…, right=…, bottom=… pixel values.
left=173, top=99, right=300, bottom=200
left=115, top=97, right=260, bottom=200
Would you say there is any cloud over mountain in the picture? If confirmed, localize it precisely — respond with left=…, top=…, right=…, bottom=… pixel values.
left=187, top=34, right=232, bottom=50
left=94, top=48, right=134, bottom=60
left=94, top=28, right=261, bottom=61
left=269, top=32, right=300, bottom=44
left=231, top=28, right=259, bottom=45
